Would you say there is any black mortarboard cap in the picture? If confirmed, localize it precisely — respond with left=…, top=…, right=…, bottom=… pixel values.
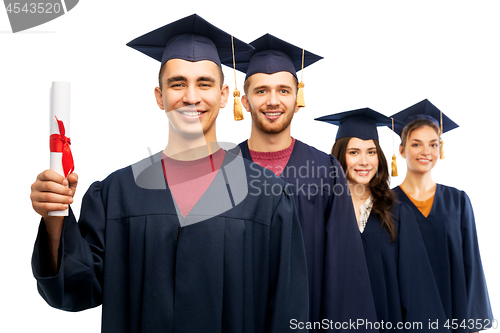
left=389, top=99, right=459, bottom=136
left=315, top=108, right=401, bottom=141
left=317, top=108, right=404, bottom=176
left=222, top=33, right=323, bottom=80
left=126, top=14, right=254, bottom=67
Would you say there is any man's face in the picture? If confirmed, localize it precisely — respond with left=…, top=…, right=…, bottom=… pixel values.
left=155, top=59, right=229, bottom=140
left=242, top=71, right=299, bottom=135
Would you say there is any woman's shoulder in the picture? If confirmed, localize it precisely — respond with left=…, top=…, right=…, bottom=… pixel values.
left=436, top=183, right=469, bottom=200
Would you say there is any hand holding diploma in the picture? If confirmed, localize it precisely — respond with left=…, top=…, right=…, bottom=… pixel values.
left=30, top=170, right=78, bottom=273
left=30, top=171, right=78, bottom=218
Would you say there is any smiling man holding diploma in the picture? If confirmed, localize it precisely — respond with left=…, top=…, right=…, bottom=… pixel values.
left=30, top=14, right=309, bottom=332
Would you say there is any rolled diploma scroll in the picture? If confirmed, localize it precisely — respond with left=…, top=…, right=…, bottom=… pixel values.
left=49, top=82, right=71, bottom=217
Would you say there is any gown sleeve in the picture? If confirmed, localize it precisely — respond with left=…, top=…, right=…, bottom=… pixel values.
left=267, top=187, right=309, bottom=332
left=322, top=156, right=378, bottom=331
left=31, top=181, right=105, bottom=311
left=460, top=192, right=493, bottom=331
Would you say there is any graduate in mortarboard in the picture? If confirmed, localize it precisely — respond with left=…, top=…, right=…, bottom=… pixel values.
left=390, top=99, right=493, bottom=332
left=317, top=109, right=449, bottom=332
left=30, top=15, right=309, bottom=332
left=224, top=34, right=378, bottom=332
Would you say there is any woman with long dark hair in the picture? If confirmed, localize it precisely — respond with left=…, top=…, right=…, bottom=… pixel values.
left=390, top=99, right=493, bottom=332
left=316, top=108, right=447, bottom=332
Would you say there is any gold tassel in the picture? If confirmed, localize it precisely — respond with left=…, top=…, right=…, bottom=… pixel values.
left=231, top=35, right=243, bottom=120
left=233, top=88, right=243, bottom=121
left=297, top=81, right=305, bottom=108
left=439, top=110, right=444, bottom=159
left=296, top=48, right=306, bottom=108
left=391, top=154, right=398, bottom=177
left=391, top=117, right=398, bottom=176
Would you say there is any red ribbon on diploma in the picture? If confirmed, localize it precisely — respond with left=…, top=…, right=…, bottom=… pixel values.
left=50, top=116, right=74, bottom=178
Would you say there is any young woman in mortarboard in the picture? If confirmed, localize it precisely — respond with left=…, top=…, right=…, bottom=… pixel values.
left=391, top=99, right=493, bottom=333
left=316, top=109, right=448, bottom=332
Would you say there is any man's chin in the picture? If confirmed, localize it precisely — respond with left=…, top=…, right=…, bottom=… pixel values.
left=255, top=120, right=290, bottom=135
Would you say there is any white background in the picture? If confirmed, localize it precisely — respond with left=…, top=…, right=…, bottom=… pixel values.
left=1, top=0, right=499, bottom=331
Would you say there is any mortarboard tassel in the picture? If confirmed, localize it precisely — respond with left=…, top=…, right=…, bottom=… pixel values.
left=439, top=110, right=445, bottom=159
left=297, top=82, right=305, bottom=108
left=391, top=117, right=398, bottom=176
left=231, top=35, right=244, bottom=120
left=296, top=49, right=306, bottom=108
left=233, top=88, right=243, bottom=121
left=391, top=155, right=398, bottom=177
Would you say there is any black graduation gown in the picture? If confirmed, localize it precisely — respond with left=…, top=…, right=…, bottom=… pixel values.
left=32, top=150, right=309, bottom=333
left=361, top=202, right=449, bottom=332
left=393, top=184, right=493, bottom=332
left=239, top=139, right=378, bottom=332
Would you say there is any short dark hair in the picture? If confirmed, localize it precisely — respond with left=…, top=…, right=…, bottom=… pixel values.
left=158, top=61, right=225, bottom=90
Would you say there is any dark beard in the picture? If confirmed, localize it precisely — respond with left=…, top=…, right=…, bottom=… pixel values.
left=249, top=106, right=294, bottom=135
